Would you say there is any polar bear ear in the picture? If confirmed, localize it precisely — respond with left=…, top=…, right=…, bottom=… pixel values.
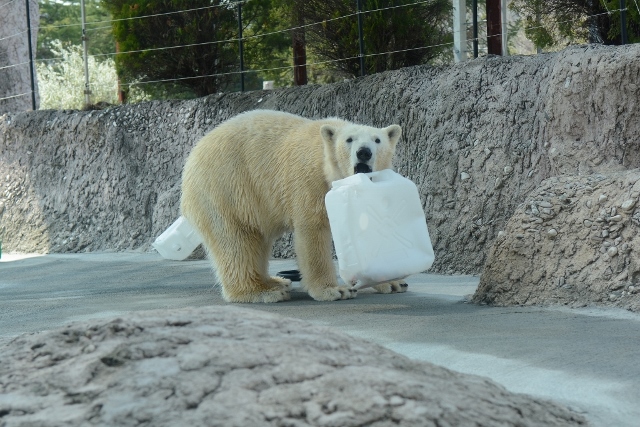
left=385, top=125, right=402, bottom=148
left=320, top=125, right=337, bottom=146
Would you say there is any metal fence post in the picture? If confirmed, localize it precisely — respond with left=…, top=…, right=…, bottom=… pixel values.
left=453, top=0, right=467, bottom=62
left=357, top=0, right=365, bottom=77
left=472, top=0, right=478, bottom=58
left=24, top=0, right=36, bottom=110
left=501, top=0, right=508, bottom=55
left=620, top=0, right=628, bottom=44
left=237, top=2, right=245, bottom=92
left=80, top=0, right=92, bottom=107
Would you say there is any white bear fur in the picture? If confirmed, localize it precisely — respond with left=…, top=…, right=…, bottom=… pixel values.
left=181, top=110, right=402, bottom=303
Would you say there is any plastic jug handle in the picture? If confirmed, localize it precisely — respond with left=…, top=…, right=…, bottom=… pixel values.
left=331, top=173, right=369, bottom=189
left=331, top=169, right=397, bottom=188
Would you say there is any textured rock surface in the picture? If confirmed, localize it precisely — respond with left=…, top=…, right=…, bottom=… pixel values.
left=0, top=306, right=586, bottom=426
left=474, top=171, right=640, bottom=311
left=2, top=44, right=640, bottom=277
left=543, top=47, right=640, bottom=176
left=0, top=0, right=39, bottom=114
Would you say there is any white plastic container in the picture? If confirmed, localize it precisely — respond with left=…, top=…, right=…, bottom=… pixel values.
left=152, top=216, right=203, bottom=261
left=325, top=169, right=434, bottom=289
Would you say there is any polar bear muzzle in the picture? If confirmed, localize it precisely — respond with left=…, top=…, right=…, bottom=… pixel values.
left=356, top=146, right=372, bottom=161
left=354, top=146, right=373, bottom=174
left=354, top=163, right=372, bottom=174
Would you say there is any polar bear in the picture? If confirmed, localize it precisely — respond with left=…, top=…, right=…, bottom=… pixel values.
left=181, top=110, right=404, bottom=303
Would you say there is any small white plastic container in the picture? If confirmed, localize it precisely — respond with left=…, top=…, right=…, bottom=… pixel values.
left=325, top=169, right=434, bottom=289
left=152, top=216, right=203, bottom=261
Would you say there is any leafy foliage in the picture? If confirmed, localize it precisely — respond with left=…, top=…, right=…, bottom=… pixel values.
left=102, top=0, right=452, bottom=93
left=510, top=0, right=640, bottom=49
left=38, top=0, right=115, bottom=59
left=298, top=0, right=452, bottom=78
left=240, top=0, right=292, bottom=87
left=101, top=0, right=235, bottom=97
left=36, top=40, right=118, bottom=109
left=602, top=0, right=640, bottom=43
left=101, top=0, right=290, bottom=97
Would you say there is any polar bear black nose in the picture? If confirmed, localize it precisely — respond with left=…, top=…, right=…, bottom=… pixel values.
left=356, top=147, right=372, bottom=161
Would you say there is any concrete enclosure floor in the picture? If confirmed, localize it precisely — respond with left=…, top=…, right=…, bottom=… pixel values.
left=1, top=252, right=639, bottom=427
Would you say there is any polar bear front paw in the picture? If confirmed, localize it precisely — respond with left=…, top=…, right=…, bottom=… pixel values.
left=268, top=276, right=292, bottom=289
left=258, top=288, right=292, bottom=303
left=222, top=281, right=291, bottom=303
left=308, top=285, right=357, bottom=301
left=372, top=280, right=409, bottom=294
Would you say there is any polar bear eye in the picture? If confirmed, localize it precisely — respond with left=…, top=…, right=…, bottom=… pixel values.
left=375, top=138, right=381, bottom=144
left=346, top=137, right=353, bottom=143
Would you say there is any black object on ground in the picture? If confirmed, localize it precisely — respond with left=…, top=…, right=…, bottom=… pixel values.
left=277, top=269, right=302, bottom=282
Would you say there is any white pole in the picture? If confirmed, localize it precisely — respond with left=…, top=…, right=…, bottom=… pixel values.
left=80, top=0, right=92, bottom=107
left=501, top=0, right=508, bottom=56
left=453, top=0, right=467, bottom=62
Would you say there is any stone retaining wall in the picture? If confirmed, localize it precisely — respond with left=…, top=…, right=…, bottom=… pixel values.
left=2, top=44, right=640, bottom=277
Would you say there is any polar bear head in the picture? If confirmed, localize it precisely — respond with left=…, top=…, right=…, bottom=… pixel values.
left=321, top=122, right=402, bottom=182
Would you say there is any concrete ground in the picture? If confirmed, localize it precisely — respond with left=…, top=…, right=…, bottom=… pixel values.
left=1, top=252, right=639, bottom=427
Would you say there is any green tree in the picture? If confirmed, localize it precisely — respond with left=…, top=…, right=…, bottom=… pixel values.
left=37, top=41, right=118, bottom=109
left=102, top=0, right=235, bottom=98
left=510, top=0, right=640, bottom=50
left=602, top=0, right=640, bottom=43
left=38, top=0, right=115, bottom=59
left=297, top=0, right=452, bottom=78
left=239, top=0, right=292, bottom=88
left=91, top=0, right=453, bottom=96
left=101, top=0, right=290, bottom=98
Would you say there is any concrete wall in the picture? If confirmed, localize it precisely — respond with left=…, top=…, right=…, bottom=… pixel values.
left=2, top=44, right=640, bottom=275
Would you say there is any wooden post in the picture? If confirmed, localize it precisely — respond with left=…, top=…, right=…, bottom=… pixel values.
left=292, top=4, right=307, bottom=85
left=486, top=0, right=502, bottom=55
left=501, top=0, right=508, bottom=55
left=115, top=42, right=127, bottom=104
left=237, top=3, right=244, bottom=92
left=292, top=38, right=307, bottom=85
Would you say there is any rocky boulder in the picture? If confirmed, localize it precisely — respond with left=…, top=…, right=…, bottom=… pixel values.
left=0, top=306, right=586, bottom=426
left=474, top=171, right=640, bottom=311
